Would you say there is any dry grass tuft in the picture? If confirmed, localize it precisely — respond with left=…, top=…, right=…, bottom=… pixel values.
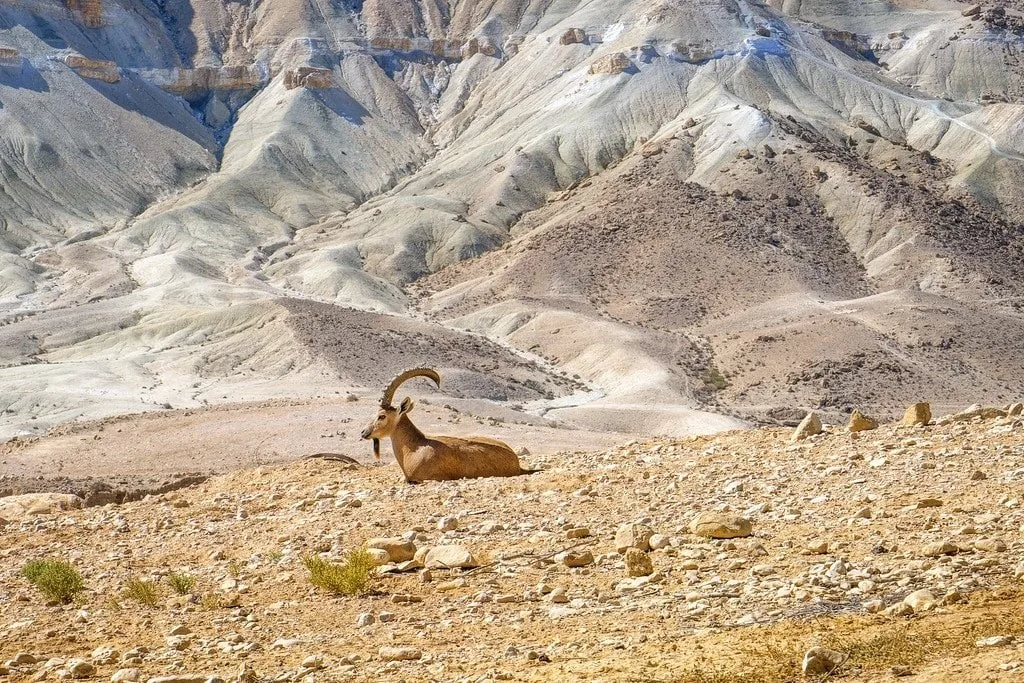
left=303, top=548, right=375, bottom=596
left=123, top=577, right=161, bottom=607
left=167, top=571, right=196, bottom=595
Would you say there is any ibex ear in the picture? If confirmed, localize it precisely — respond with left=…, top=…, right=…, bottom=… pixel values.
left=399, top=397, right=414, bottom=414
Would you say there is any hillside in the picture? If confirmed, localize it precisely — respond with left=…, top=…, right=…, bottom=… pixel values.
left=0, top=0, right=1023, bottom=437
left=1, top=404, right=1024, bottom=681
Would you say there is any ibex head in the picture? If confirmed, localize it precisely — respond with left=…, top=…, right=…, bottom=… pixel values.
left=360, top=368, right=441, bottom=458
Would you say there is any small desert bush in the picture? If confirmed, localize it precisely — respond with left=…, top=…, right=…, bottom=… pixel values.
left=199, top=593, right=223, bottom=611
left=303, top=548, right=375, bottom=596
left=21, top=559, right=84, bottom=604
left=123, top=577, right=160, bottom=607
left=227, top=559, right=243, bottom=578
left=701, top=366, right=729, bottom=390
left=167, top=571, right=196, bottom=595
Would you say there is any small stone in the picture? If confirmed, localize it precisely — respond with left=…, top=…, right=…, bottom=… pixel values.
left=356, top=613, right=374, bottom=627
left=236, top=663, right=257, bottom=683
left=168, top=625, right=191, bottom=636
left=624, top=548, right=654, bottom=577
left=801, top=647, right=848, bottom=675
left=916, top=498, right=943, bottom=509
left=366, top=537, right=416, bottom=563
left=976, top=636, right=1015, bottom=648
left=903, top=589, right=937, bottom=613
left=921, top=540, right=958, bottom=557
left=891, top=665, right=914, bottom=677
left=111, top=669, right=141, bottom=682
left=436, top=578, right=467, bottom=591
left=648, top=533, right=670, bottom=550
left=12, top=653, right=38, bottom=665
left=885, top=602, right=914, bottom=617
left=863, top=599, right=885, bottom=613
left=806, top=539, right=829, bottom=554
left=437, top=516, right=459, bottom=531
left=615, top=524, right=653, bottom=552
left=379, top=646, right=422, bottom=662
left=67, top=660, right=96, bottom=679
left=791, top=412, right=822, bottom=441
left=423, top=545, right=477, bottom=569
left=689, top=512, right=752, bottom=539
left=548, top=587, right=568, bottom=604
left=849, top=410, right=878, bottom=432
left=300, top=655, right=323, bottom=670
left=565, top=527, right=590, bottom=539
left=970, top=470, right=987, bottom=481
left=165, top=635, right=191, bottom=651
left=901, top=402, right=931, bottom=426
left=561, top=550, right=595, bottom=568
left=973, top=538, right=1007, bottom=552
left=378, top=612, right=395, bottom=623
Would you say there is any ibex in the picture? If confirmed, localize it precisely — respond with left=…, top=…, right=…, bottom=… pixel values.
left=360, top=367, right=536, bottom=483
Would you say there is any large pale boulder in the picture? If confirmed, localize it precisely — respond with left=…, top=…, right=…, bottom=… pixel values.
left=615, top=523, right=653, bottom=553
left=790, top=411, right=822, bottom=441
left=588, top=53, right=633, bottom=75
left=848, top=410, right=878, bottom=432
left=423, top=545, right=478, bottom=570
left=0, top=493, right=84, bottom=519
left=689, top=513, right=752, bottom=539
left=901, top=403, right=931, bottom=426
left=366, top=537, right=416, bottom=563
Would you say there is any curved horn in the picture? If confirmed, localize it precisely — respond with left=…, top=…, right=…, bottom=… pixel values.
left=380, top=367, right=441, bottom=407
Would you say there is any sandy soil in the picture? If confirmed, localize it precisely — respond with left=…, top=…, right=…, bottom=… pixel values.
left=1, top=403, right=1022, bottom=681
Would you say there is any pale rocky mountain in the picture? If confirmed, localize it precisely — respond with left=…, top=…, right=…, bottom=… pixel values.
left=1, top=0, right=1023, bottom=438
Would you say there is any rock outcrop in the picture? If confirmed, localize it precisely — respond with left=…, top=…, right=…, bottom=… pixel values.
left=283, top=67, right=334, bottom=90
left=0, top=46, right=19, bottom=65
left=63, top=54, right=119, bottom=83
left=150, top=66, right=263, bottom=97
left=559, top=28, right=586, bottom=45
left=587, top=52, right=632, bottom=75
left=64, top=0, right=103, bottom=27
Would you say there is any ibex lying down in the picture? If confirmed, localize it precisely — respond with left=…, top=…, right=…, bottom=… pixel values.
left=360, top=368, right=536, bottom=483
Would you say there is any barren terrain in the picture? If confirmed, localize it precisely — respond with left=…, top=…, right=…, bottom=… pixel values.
left=2, top=403, right=1024, bottom=681
left=1, top=0, right=1023, bottom=437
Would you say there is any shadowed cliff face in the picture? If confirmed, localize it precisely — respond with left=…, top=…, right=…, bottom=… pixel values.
left=0, top=0, right=1022, bottom=438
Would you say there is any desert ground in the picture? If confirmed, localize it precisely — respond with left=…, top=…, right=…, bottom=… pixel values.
left=1, top=401, right=1023, bottom=681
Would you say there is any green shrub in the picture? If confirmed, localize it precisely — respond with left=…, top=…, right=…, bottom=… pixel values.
left=303, top=548, right=375, bottom=596
left=21, top=559, right=84, bottom=604
left=167, top=571, right=196, bottom=595
left=123, top=577, right=160, bottom=607
left=701, top=366, right=729, bottom=390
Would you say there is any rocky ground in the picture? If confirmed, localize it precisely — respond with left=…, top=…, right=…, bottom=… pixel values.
left=2, top=402, right=1024, bottom=682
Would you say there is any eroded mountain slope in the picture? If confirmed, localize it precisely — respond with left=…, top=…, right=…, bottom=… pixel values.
left=0, top=0, right=1022, bottom=437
